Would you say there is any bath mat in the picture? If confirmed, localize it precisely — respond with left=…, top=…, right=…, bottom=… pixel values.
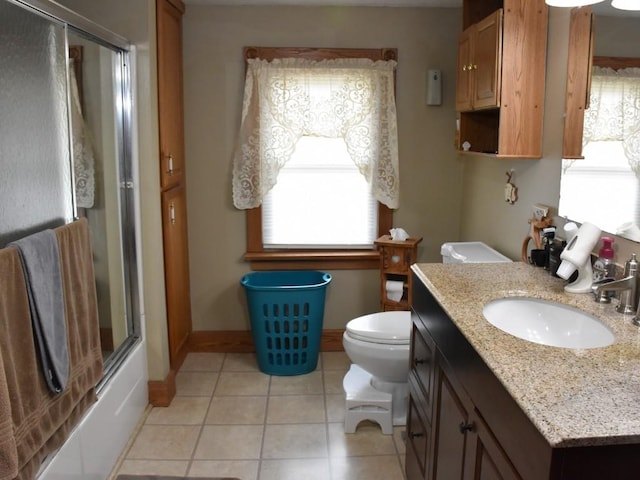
left=116, top=476, right=240, bottom=480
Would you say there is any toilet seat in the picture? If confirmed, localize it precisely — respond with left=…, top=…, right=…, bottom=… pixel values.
left=345, top=311, right=411, bottom=345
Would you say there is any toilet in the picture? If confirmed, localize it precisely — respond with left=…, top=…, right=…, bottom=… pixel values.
left=342, top=241, right=511, bottom=434
left=342, top=310, right=411, bottom=434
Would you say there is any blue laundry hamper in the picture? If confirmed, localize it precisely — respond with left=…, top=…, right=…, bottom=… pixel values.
left=241, top=270, right=332, bottom=375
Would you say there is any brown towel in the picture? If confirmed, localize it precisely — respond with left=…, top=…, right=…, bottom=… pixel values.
left=0, top=247, right=23, bottom=480
left=0, top=218, right=103, bottom=480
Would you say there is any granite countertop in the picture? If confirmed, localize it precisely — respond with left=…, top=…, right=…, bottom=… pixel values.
left=412, top=261, right=640, bottom=448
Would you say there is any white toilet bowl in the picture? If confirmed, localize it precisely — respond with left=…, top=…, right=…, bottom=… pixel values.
left=342, top=311, right=412, bottom=433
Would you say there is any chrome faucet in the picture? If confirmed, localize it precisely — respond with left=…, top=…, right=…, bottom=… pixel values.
left=592, top=254, right=640, bottom=325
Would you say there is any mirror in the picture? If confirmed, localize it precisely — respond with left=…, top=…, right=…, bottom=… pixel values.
left=559, top=7, right=640, bottom=241
left=0, top=0, right=139, bottom=383
left=67, top=29, right=134, bottom=368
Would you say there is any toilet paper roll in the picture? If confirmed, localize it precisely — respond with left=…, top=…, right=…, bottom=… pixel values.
left=386, top=280, right=404, bottom=302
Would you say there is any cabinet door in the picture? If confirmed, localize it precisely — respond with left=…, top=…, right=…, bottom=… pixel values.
left=406, top=384, right=432, bottom=480
left=456, top=26, right=474, bottom=112
left=463, top=410, right=522, bottom=480
left=157, top=0, right=186, bottom=189
left=411, top=322, right=437, bottom=422
left=161, top=185, right=192, bottom=364
left=433, top=371, right=469, bottom=480
left=472, top=9, right=502, bottom=110
left=562, top=7, right=594, bottom=160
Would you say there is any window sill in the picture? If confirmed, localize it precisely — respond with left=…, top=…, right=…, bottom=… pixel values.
left=244, top=249, right=380, bottom=270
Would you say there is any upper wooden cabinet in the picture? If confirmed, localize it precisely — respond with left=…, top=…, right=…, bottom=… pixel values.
left=562, top=7, right=594, bottom=160
left=455, top=9, right=503, bottom=112
left=456, top=0, right=548, bottom=159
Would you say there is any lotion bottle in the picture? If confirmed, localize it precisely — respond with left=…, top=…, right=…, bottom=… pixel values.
left=593, top=237, right=615, bottom=282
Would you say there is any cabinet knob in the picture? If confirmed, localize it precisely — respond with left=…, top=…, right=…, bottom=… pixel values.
left=414, top=358, right=428, bottom=365
left=408, top=432, right=424, bottom=439
left=458, top=422, right=474, bottom=434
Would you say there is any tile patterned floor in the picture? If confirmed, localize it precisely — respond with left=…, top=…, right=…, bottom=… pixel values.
left=111, top=352, right=406, bottom=480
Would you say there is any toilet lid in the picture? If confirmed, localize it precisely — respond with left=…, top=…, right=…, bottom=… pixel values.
left=346, top=311, right=411, bottom=345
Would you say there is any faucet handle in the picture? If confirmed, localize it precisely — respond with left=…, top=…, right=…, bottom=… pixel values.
left=592, top=278, right=616, bottom=303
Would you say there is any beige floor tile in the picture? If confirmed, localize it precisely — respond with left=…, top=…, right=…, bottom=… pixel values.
left=323, top=370, right=346, bottom=394
left=393, top=426, right=406, bottom=455
left=206, top=396, right=267, bottom=425
left=262, top=424, right=328, bottom=459
left=328, top=422, right=397, bottom=457
left=325, top=394, right=346, bottom=423
left=322, top=352, right=351, bottom=371
left=116, top=459, right=188, bottom=476
left=126, top=425, right=200, bottom=460
left=175, top=371, right=218, bottom=397
left=270, top=370, right=323, bottom=395
left=259, top=458, right=331, bottom=480
left=266, top=395, right=326, bottom=424
left=181, top=352, right=226, bottom=372
left=330, top=455, right=405, bottom=480
left=222, top=352, right=260, bottom=371
left=188, top=460, right=259, bottom=480
left=193, top=425, right=263, bottom=460
left=214, top=371, right=270, bottom=396
left=145, top=396, right=210, bottom=425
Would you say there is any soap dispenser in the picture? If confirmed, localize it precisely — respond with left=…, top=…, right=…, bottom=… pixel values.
left=593, top=237, right=615, bottom=282
left=556, top=222, right=602, bottom=293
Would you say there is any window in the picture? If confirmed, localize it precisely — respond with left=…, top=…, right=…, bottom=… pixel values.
left=235, top=47, right=398, bottom=270
left=262, top=136, right=378, bottom=249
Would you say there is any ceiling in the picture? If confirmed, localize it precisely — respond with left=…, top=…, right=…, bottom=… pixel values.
left=182, top=0, right=640, bottom=17
left=183, top=0, right=462, bottom=6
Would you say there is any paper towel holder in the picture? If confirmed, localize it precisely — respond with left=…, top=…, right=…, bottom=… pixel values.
left=374, top=235, right=423, bottom=311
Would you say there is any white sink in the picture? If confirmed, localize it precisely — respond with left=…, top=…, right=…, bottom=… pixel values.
left=482, top=297, right=615, bottom=349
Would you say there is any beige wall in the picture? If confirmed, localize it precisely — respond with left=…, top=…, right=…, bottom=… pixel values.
left=182, top=6, right=464, bottom=331
left=459, top=8, right=640, bottom=265
left=52, top=2, right=640, bottom=381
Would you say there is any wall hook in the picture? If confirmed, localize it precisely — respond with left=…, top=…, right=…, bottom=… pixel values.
left=504, top=170, right=517, bottom=205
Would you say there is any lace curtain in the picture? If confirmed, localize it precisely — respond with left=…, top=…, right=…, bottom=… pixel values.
left=232, top=57, right=399, bottom=209
left=583, top=66, right=640, bottom=177
left=69, top=60, right=95, bottom=209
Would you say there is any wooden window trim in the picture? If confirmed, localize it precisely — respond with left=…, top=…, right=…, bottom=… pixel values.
left=593, top=56, right=640, bottom=70
left=242, top=46, right=398, bottom=271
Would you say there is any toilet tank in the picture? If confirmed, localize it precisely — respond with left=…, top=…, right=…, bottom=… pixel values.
left=441, top=242, right=512, bottom=264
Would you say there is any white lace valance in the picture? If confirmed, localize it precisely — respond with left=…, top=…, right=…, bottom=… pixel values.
left=232, top=57, right=400, bottom=209
left=584, top=66, right=640, bottom=176
left=69, top=60, right=95, bottom=209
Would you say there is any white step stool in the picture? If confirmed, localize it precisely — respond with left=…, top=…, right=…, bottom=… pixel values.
left=342, top=364, right=393, bottom=435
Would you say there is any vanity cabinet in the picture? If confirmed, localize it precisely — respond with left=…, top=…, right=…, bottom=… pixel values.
left=456, top=0, right=548, bottom=158
left=408, top=270, right=640, bottom=480
left=407, top=285, right=521, bottom=480
left=374, top=235, right=422, bottom=311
